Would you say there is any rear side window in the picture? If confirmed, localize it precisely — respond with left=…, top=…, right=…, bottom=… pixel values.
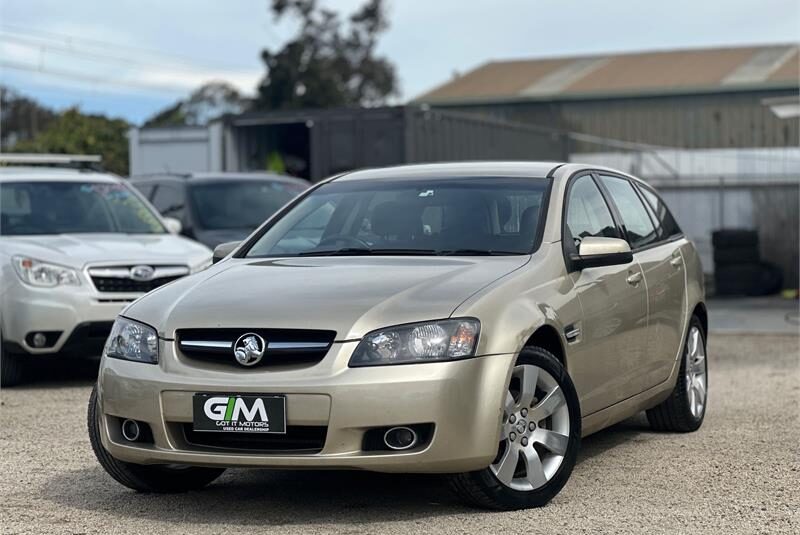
left=598, top=175, right=657, bottom=249
left=636, top=184, right=682, bottom=239
left=565, top=175, right=621, bottom=250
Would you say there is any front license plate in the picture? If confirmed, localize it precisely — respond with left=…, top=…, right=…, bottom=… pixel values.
left=192, top=394, right=286, bottom=434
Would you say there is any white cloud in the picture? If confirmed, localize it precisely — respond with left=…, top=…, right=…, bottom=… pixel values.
left=1, top=0, right=796, bottom=119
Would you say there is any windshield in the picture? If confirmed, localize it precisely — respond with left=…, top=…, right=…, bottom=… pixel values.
left=189, top=180, right=307, bottom=231
left=245, top=177, right=549, bottom=257
left=0, top=181, right=165, bottom=236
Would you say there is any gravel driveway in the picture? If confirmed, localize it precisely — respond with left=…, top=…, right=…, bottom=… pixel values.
left=1, top=334, right=798, bottom=534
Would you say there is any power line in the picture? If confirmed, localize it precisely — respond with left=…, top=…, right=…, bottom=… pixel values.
left=0, top=59, right=191, bottom=93
left=0, top=32, right=252, bottom=76
left=0, top=23, right=256, bottom=71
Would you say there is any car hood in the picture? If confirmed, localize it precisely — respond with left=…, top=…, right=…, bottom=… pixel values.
left=0, top=233, right=211, bottom=268
left=123, top=255, right=530, bottom=340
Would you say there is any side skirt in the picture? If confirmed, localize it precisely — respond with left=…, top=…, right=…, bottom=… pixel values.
left=580, top=370, right=677, bottom=437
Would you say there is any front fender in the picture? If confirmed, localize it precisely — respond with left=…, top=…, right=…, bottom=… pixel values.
left=452, top=243, right=582, bottom=359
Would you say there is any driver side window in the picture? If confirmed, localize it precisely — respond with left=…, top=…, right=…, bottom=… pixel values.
left=565, top=175, right=620, bottom=251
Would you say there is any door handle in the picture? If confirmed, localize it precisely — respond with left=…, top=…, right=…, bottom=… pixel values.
left=670, top=256, right=682, bottom=267
left=626, top=272, right=642, bottom=285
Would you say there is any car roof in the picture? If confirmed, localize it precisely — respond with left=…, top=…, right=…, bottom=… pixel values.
left=550, top=162, right=651, bottom=186
left=332, top=162, right=565, bottom=182
left=0, top=166, right=122, bottom=183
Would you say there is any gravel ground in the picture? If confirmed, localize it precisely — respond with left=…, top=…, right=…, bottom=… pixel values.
left=1, top=334, right=798, bottom=535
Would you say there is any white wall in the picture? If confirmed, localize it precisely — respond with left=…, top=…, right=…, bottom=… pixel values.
left=128, top=126, right=221, bottom=176
left=570, top=147, right=800, bottom=177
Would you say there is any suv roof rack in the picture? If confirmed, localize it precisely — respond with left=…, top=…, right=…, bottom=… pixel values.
left=0, top=153, right=103, bottom=171
left=129, top=171, right=192, bottom=180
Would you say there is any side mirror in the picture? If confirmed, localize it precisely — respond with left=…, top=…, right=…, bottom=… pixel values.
left=163, top=217, right=182, bottom=235
left=212, top=241, right=241, bottom=264
left=569, top=237, right=633, bottom=271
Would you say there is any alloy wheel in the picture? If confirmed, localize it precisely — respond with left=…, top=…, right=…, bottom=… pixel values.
left=491, top=364, right=571, bottom=491
left=685, top=326, right=707, bottom=419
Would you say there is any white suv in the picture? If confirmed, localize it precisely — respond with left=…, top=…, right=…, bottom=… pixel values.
left=0, top=156, right=212, bottom=386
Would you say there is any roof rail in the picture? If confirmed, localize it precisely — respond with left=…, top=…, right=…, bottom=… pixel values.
left=129, top=171, right=192, bottom=179
left=0, top=153, right=103, bottom=170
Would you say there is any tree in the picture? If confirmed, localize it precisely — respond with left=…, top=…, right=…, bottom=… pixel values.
left=12, top=108, right=130, bottom=175
left=0, top=86, right=57, bottom=150
left=254, top=0, right=397, bottom=110
left=144, top=81, right=247, bottom=127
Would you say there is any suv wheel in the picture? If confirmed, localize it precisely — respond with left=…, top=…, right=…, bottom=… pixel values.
left=646, top=316, right=708, bottom=432
left=449, top=346, right=581, bottom=510
left=1, top=334, right=25, bottom=387
left=88, top=385, right=225, bottom=492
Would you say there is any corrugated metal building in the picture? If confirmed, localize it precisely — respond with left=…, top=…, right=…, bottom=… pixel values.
left=129, top=106, right=564, bottom=181
left=416, top=44, right=799, bottom=151
left=416, top=44, right=800, bottom=289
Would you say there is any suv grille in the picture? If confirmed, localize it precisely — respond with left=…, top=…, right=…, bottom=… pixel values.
left=176, top=328, right=336, bottom=369
left=182, top=425, right=327, bottom=453
left=88, top=265, right=189, bottom=293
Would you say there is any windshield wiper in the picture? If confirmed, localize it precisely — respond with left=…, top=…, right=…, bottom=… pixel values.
left=297, top=247, right=524, bottom=257
left=298, top=248, right=442, bottom=257
left=298, top=247, right=374, bottom=256
left=370, top=248, right=440, bottom=255
left=435, top=249, right=524, bottom=256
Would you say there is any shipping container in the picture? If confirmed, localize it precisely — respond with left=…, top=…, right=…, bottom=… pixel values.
left=129, top=106, right=567, bottom=182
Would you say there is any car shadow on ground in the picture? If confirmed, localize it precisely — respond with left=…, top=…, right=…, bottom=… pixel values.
left=39, top=415, right=654, bottom=527
left=12, top=357, right=99, bottom=389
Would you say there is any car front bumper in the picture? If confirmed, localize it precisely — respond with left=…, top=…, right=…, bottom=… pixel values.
left=97, top=341, right=514, bottom=473
left=0, top=279, right=135, bottom=356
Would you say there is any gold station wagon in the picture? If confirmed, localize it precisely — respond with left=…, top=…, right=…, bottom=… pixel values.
left=88, top=162, right=708, bottom=510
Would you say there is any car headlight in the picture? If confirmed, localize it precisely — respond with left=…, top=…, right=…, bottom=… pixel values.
left=104, top=317, right=159, bottom=364
left=349, top=319, right=480, bottom=367
left=12, top=256, right=80, bottom=287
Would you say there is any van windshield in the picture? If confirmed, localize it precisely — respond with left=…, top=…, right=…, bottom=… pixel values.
left=0, top=181, right=165, bottom=236
left=245, top=177, right=550, bottom=257
left=189, top=180, right=308, bottom=231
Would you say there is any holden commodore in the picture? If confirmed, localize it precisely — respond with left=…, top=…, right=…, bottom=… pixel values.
left=88, top=162, right=708, bottom=510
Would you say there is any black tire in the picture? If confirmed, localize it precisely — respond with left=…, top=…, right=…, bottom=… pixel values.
left=646, top=316, right=708, bottom=432
left=711, top=229, right=758, bottom=249
left=88, top=385, right=225, bottom=492
left=448, top=346, right=581, bottom=510
left=1, top=336, right=25, bottom=387
left=751, top=262, right=784, bottom=296
left=715, top=263, right=784, bottom=296
left=713, top=246, right=760, bottom=266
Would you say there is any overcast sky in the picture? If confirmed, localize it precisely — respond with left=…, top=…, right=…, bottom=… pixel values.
left=1, top=0, right=798, bottom=124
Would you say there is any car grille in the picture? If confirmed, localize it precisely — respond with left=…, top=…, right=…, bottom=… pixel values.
left=176, top=328, right=336, bottom=369
left=88, top=265, right=189, bottom=293
left=182, top=424, right=327, bottom=453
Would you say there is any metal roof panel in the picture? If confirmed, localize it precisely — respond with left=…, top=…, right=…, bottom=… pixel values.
left=417, top=44, right=800, bottom=103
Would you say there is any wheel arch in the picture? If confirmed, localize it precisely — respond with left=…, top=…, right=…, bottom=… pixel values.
left=523, top=324, right=567, bottom=370
left=691, top=301, right=708, bottom=336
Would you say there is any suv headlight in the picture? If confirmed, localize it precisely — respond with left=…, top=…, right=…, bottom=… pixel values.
left=12, top=256, right=80, bottom=287
left=349, top=318, right=480, bottom=367
left=104, top=317, right=159, bottom=364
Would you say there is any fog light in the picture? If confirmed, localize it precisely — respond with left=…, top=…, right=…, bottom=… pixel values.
left=121, top=419, right=141, bottom=442
left=32, top=332, right=47, bottom=348
left=383, top=426, right=418, bottom=450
